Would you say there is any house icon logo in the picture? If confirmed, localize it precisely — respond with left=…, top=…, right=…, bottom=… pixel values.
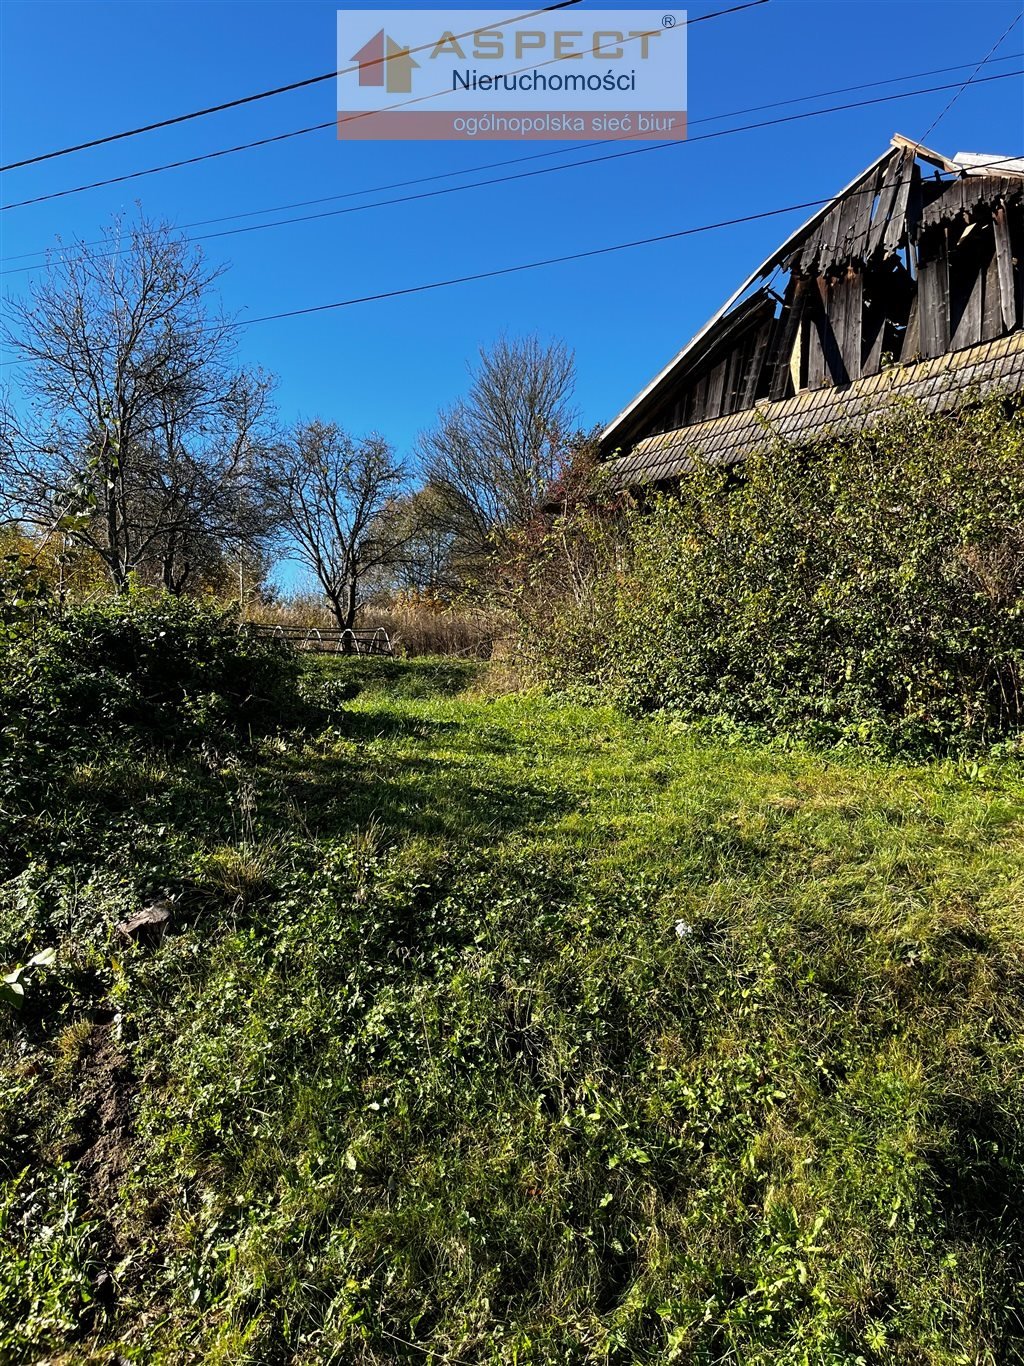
left=351, top=29, right=420, bottom=95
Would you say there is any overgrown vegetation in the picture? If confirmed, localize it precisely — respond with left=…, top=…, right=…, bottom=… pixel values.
left=2, top=600, right=1024, bottom=1362
left=0, top=592, right=297, bottom=864
left=1, top=213, right=585, bottom=628
left=513, top=397, right=1024, bottom=754
left=247, top=589, right=496, bottom=659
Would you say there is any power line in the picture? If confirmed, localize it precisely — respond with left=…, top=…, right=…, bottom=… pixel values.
left=916, top=8, right=1023, bottom=148
left=1, top=155, right=1018, bottom=371
left=233, top=206, right=848, bottom=327
left=686, top=51, right=1022, bottom=125
left=0, top=0, right=589, bottom=172
left=3, top=69, right=1020, bottom=278
left=108, top=72, right=1024, bottom=240
left=1, top=76, right=331, bottom=178
left=1, top=117, right=337, bottom=212
left=0, top=0, right=769, bottom=211
left=217, top=155, right=1024, bottom=332
left=0, top=0, right=770, bottom=178
left=4, top=50, right=1020, bottom=267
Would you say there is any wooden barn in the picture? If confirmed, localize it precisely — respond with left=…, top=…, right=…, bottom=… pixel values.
left=598, top=134, right=1024, bottom=488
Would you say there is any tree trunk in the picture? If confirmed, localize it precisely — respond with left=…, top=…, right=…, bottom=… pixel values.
left=328, top=580, right=359, bottom=653
left=343, top=577, right=357, bottom=632
left=325, top=591, right=352, bottom=653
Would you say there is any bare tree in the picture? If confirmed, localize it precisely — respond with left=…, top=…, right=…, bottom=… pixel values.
left=371, top=483, right=465, bottom=596
left=0, top=215, right=276, bottom=592
left=270, top=420, right=408, bottom=633
left=417, top=335, right=577, bottom=572
left=134, top=367, right=277, bottom=594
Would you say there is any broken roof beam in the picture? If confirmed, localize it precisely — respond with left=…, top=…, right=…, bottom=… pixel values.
left=890, top=131, right=962, bottom=174
left=890, top=134, right=1024, bottom=182
left=599, top=146, right=899, bottom=449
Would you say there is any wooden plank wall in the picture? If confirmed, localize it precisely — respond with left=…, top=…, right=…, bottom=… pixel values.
left=659, top=297, right=777, bottom=432
left=640, top=178, right=1022, bottom=439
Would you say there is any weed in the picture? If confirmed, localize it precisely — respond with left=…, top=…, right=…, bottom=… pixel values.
left=2, top=644, right=1024, bottom=1362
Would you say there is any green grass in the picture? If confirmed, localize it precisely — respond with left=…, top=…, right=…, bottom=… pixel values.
left=2, top=657, right=1024, bottom=1363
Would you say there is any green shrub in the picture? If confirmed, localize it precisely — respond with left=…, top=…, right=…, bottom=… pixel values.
left=1, top=590, right=297, bottom=740
left=521, top=397, right=1024, bottom=753
left=0, top=592, right=299, bottom=865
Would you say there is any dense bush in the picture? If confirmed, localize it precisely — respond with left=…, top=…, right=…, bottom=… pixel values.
left=0, top=592, right=298, bottom=861
left=2, top=589, right=297, bottom=737
left=518, top=397, right=1024, bottom=753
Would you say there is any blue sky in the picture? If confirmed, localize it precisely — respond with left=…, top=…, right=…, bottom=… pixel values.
left=1, top=0, right=1022, bottom=586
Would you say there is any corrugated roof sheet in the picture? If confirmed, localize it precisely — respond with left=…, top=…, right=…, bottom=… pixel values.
left=601, top=332, right=1024, bottom=490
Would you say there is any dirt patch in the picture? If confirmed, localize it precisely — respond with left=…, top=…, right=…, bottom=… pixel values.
left=66, top=1011, right=137, bottom=1218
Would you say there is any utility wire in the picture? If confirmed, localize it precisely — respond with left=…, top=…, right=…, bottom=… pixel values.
left=0, top=0, right=767, bottom=178
left=8, top=53, right=1017, bottom=221
left=686, top=51, right=1022, bottom=125
left=1, top=155, right=1018, bottom=370
left=3, top=50, right=1020, bottom=266
left=2, top=30, right=651, bottom=215
left=80, top=72, right=1024, bottom=242
left=3, top=69, right=1020, bottom=277
left=214, top=153, right=1024, bottom=332
left=1, top=118, right=338, bottom=212
left=0, top=0, right=767, bottom=211
left=915, top=8, right=1023, bottom=149
left=0, top=0, right=588, bottom=172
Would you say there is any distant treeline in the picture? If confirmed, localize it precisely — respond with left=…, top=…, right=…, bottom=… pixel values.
left=1, top=214, right=589, bottom=633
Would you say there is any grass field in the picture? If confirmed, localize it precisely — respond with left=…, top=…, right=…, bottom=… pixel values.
left=3, top=656, right=1024, bottom=1363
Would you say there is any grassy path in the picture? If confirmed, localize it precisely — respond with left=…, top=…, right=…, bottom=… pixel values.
left=3, top=659, right=1024, bottom=1363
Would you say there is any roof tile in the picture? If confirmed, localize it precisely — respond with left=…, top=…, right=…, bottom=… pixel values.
left=603, top=333, right=1024, bottom=489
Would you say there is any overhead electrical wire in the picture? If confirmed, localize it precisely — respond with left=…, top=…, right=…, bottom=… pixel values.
left=0, top=0, right=591, bottom=172
left=913, top=8, right=1023, bottom=149
left=0, top=154, right=1018, bottom=369
left=6, top=54, right=1018, bottom=219
left=681, top=51, right=1022, bottom=125
left=1, top=116, right=340, bottom=211
left=0, top=0, right=775, bottom=210
left=2, top=68, right=1020, bottom=277
left=3, top=50, right=1022, bottom=267
left=0, top=0, right=768, bottom=180
left=212, top=153, right=1024, bottom=332
left=1, top=0, right=1018, bottom=361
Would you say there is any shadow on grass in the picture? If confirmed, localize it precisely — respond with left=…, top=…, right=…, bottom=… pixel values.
left=304, top=655, right=482, bottom=701
left=5, top=677, right=549, bottom=892
left=1, top=664, right=567, bottom=982
left=334, top=708, right=461, bottom=745
left=932, top=1093, right=1024, bottom=1242
left=267, top=707, right=563, bottom=842
left=281, top=759, right=563, bottom=841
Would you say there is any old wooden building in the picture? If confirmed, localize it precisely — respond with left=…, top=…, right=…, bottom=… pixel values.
left=598, top=135, right=1024, bottom=488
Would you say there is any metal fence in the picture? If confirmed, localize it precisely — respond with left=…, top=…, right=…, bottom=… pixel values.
left=245, top=623, right=394, bottom=656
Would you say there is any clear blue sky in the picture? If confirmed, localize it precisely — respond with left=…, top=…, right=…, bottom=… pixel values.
left=1, top=0, right=1022, bottom=581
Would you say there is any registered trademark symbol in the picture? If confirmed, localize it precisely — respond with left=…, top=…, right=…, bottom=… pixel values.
left=662, top=14, right=676, bottom=26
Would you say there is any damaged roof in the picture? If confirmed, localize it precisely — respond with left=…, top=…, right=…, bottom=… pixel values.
left=599, top=133, right=1024, bottom=468
left=601, top=331, right=1024, bottom=490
